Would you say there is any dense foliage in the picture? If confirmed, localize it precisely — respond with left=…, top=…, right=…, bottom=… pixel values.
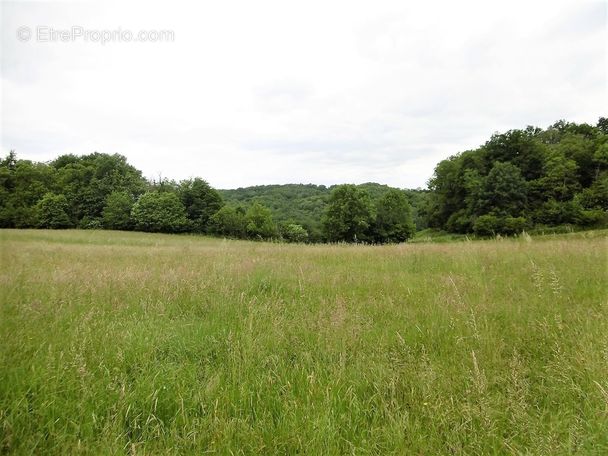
left=178, top=178, right=223, bottom=233
left=1, top=118, right=606, bottom=241
left=219, top=184, right=329, bottom=241
left=219, top=183, right=428, bottom=241
left=426, top=119, right=608, bottom=234
left=323, top=185, right=375, bottom=242
left=131, top=191, right=190, bottom=233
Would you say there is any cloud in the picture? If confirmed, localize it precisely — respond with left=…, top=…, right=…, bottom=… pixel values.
left=1, top=0, right=606, bottom=189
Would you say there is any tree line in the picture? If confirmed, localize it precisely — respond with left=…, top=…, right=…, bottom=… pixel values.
left=0, top=151, right=415, bottom=243
left=425, top=118, right=608, bottom=235
left=218, top=183, right=428, bottom=242
left=1, top=117, right=606, bottom=242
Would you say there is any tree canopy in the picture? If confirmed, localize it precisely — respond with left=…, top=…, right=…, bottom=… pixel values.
left=323, top=185, right=374, bottom=242
left=131, top=191, right=190, bottom=233
left=1, top=117, right=606, bottom=241
left=426, top=118, right=608, bottom=234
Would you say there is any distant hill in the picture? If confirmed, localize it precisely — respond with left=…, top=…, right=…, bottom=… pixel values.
left=218, top=183, right=430, bottom=241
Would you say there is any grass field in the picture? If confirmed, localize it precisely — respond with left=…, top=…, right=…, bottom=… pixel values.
left=1, top=229, right=607, bottom=454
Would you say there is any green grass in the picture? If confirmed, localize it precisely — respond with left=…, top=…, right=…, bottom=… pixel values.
left=1, top=229, right=607, bottom=454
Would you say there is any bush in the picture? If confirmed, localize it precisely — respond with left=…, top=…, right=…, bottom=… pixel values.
left=178, top=178, right=224, bottom=232
left=79, top=216, right=102, bottom=229
left=209, top=206, right=247, bottom=238
left=502, top=216, right=527, bottom=235
left=577, top=209, right=608, bottom=227
left=373, top=189, right=416, bottom=243
left=36, top=193, right=72, bottom=229
left=131, top=192, right=189, bottom=233
left=1, top=205, right=38, bottom=228
left=446, top=210, right=473, bottom=234
left=528, top=224, right=576, bottom=235
left=103, top=191, right=134, bottom=230
left=533, top=199, right=581, bottom=225
left=282, top=223, right=308, bottom=243
left=473, top=214, right=500, bottom=237
left=323, top=185, right=374, bottom=242
left=246, top=203, right=277, bottom=240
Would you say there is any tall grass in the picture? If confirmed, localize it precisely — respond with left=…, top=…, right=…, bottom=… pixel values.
left=1, top=229, right=607, bottom=454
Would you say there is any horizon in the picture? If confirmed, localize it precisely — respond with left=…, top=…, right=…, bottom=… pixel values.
left=5, top=113, right=604, bottom=192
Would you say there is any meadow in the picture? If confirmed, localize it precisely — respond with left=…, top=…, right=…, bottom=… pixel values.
left=0, top=229, right=607, bottom=454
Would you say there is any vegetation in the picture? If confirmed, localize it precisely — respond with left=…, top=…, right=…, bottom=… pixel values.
left=1, top=229, right=606, bottom=454
left=218, top=184, right=329, bottom=241
left=372, top=188, right=416, bottom=242
left=35, top=193, right=71, bottom=229
left=131, top=191, right=190, bottom=233
left=102, top=191, right=135, bottom=231
left=209, top=205, right=247, bottom=238
left=1, top=118, right=607, bottom=241
left=219, top=184, right=429, bottom=241
left=427, top=119, right=608, bottom=234
left=178, top=178, right=224, bottom=233
left=323, top=184, right=375, bottom=242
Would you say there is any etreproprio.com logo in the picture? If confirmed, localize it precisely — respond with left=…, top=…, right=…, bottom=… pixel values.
left=16, top=26, right=175, bottom=44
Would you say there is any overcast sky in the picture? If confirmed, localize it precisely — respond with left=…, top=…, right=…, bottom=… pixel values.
left=1, top=0, right=606, bottom=189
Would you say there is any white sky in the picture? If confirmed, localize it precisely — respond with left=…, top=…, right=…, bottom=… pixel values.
left=1, top=0, right=606, bottom=189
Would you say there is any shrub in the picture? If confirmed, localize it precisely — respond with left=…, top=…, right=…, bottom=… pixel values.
left=502, top=216, right=527, bottom=235
left=373, top=189, right=416, bottom=243
left=446, top=210, right=473, bottom=234
left=178, top=178, right=224, bottom=232
left=246, top=203, right=277, bottom=240
left=131, top=192, right=189, bottom=233
left=36, top=193, right=72, bottom=229
left=103, top=191, right=134, bottom=230
left=209, top=206, right=247, bottom=238
left=533, top=199, right=581, bottom=225
left=577, top=209, right=608, bottom=227
left=473, top=214, right=500, bottom=237
left=79, top=216, right=103, bottom=229
left=282, top=223, right=308, bottom=243
left=323, top=185, right=374, bottom=242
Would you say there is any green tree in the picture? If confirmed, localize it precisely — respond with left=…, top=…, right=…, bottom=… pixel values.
left=479, top=162, right=527, bottom=217
left=597, top=117, right=608, bottom=134
left=218, top=184, right=328, bottom=242
left=178, top=178, right=224, bottom=232
left=427, top=157, right=466, bottom=228
left=593, top=143, right=608, bottom=179
left=556, top=133, right=597, bottom=188
left=0, top=153, right=56, bottom=228
left=372, top=189, right=415, bottom=243
left=246, top=202, right=277, bottom=239
left=102, top=191, right=134, bottom=230
left=539, top=147, right=580, bottom=201
left=483, top=128, right=546, bottom=180
left=473, top=214, right=500, bottom=237
left=502, top=216, right=528, bottom=235
left=533, top=199, right=582, bottom=226
left=36, top=193, right=72, bottom=229
left=577, top=171, right=608, bottom=210
left=323, top=185, right=374, bottom=242
left=52, top=152, right=146, bottom=225
left=131, top=192, right=189, bottom=233
left=209, top=206, right=247, bottom=238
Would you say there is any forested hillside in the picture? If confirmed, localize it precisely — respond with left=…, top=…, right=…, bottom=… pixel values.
left=1, top=118, right=606, bottom=241
left=219, top=184, right=328, bottom=241
left=219, top=184, right=429, bottom=241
